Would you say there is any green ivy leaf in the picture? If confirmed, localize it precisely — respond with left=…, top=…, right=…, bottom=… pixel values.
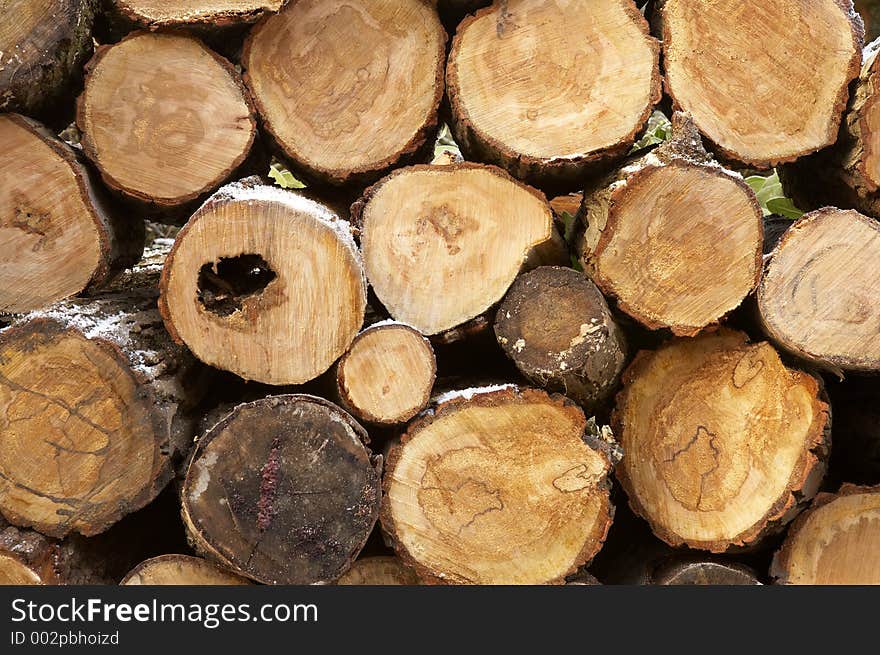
left=268, top=162, right=307, bottom=189
left=744, top=170, right=803, bottom=219
left=766, top=197, right=804, bottom=219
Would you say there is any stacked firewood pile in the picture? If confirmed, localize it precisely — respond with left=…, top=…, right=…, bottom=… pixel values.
left=1, top=0, right=879, bottom=586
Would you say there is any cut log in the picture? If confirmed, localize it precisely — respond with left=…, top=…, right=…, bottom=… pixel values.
left=336, top=322, right=437, bottom=425
left=650, top=557, right=761, bottom=585
left=159, top=179, right=367, bottom=385
left=658, top=0, right=863, bottom=167
left=181, top=395, right=382, bottom=585
left=614, top=330, right=830, bottom=552
left=0, top=113, right=143, bottom=313
left=335, top=557, right=420, bottom=585
left=120, top=554, right=251, bottom=585
left=0, top=0, right=95, bottom=123
left=771, top=484, right=880, bottom=584
left=354, top=163, right=565, bottom=336
left=783, top=39, right=880, bottom=218
left=382, top=386, right=616, bottom=585
left=576, top=113, right=763, bottom=336
left=447, top=0, right=660, bottom=188
left=77, top=31, right=256, bottom=209
left=494, top=266, right=627, bottom=414
left=104, top=0, right=285, bottom=30
left=0, top=250, right=202, bottom=538
left=566, top=571, right=601, bottom=585
left=242, top=0, right=446, bottom=186
left=757, top=208, right=880, bottom=373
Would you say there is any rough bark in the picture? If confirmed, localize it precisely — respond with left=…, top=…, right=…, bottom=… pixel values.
left=159, top=179, right=367, bottom=385
left=120, top=554, right=251, bottom=585
left=614, top=329, right=830, bottom=552
left=757, top=207, right=880, bottom=373
left=494, top=266, right=627, bottom=414
left=336, top=322, right=437, bottom=425
left=353, top=162, right=566, bottom=336
left=76, top=31, right=257, bottom=210
left=0, top=243, right=203, bottom=537
left=447, top=0, right=660, bottom=189
left=335, top=557, right=420, bottom=585
left=0, top=113, right=144, bottom=313
left=576, top=113, right=763, bottom=336
left=103, top=0, right=284, bottom=30
left=771, top=484, right=880, bottom=584
left=242, top=0, right=446, bottom=186
left=382, top=386, right=617, bottom=584
left=0, top=0, right=96, bottom=125
left=181, top=395, right=382, bottom=585
left=657, top=0, right=863, bottom=167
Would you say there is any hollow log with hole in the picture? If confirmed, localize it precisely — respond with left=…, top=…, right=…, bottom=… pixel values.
left=181, top=395, right=382, bottom=585
left=335, top=322, right=437, bottom=425
left=657, top=0, right=863, bottom=167
left=76, top=31, right=257, bottom=213
left=335, top=557, right=420, bottom=585
left=494, top=266, right=627, bottom=414
left=447, top=0, right=660, bottom=189
left=0, top=113, right=143, bottom=314
left=0, top=0, right=96, bottom=124
left=614, top=330, right=830, bottom=552
left=382, top=386, right=617, bottom=584
left=242, top=0, right=446, bottom=186
left=354, top=163, right=565, bottom=337
left=757, top=208, right=880, bottom=373
left=0, top=249, right=203, bottom=538
left=771, top=484, right=880, bottom=584
left=576, top=113, right=763, bottom=336
left=159, top=179, right=367, bottom=385
left=120, top=554, right=251, bottom=585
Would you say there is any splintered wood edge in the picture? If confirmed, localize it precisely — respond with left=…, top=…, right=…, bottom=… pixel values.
left=336, top=323, right=437, bottom=425
left=180, top=394, right=382, bottom=584
left=770, top=483, right=880, bottom=584
left=591, top=160, right=764, bottom=337
left=380, top=387, right=615, bottom=584
left=0, top=318, right=171, bottom=538
left=113, top=0, right=285, bottom=28
left=757, top=207, right=880, bottom=372
left=660, top=0, right=864, bottom=167
left=612, top=330, right=830, bottom=552
left=446, top=1, right=661, bottom=172
left=76, top=31, right=257, bottom=207
left=120, top=554, right=252, bottom=585
left=241, top=5, right=447, bottom=185
left=3, top=113, right=114, bottom=290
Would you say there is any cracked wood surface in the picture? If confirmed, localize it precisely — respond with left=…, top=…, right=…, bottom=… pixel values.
left=181, top=395, right=381, bottom=585
left=382, top=387, right=614, bottom=584
left=614, top=330, right=829, bottom=552
left=242, top=0, right=446, bottom=185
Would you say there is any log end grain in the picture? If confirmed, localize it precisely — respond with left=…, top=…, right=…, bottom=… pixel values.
left=181, top=395, right=381, bottom=585
left=382, top=386, right=615, bottom=585
left=614, top=329, right=830, bottom=552
left=335, top=556, right=420, bottom=585
left=121, top=554, right=251, bottom=585
left=242, top=0, right=446, bottom=185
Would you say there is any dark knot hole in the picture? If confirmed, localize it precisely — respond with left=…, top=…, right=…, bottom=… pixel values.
left=197, top=254, right=277, bottom=317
